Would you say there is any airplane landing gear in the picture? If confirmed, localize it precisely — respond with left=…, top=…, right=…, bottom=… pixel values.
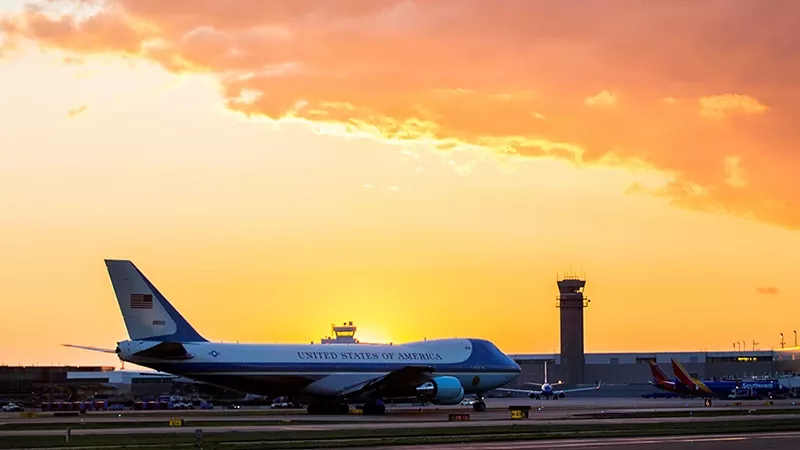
left=472, top=394, right=486, bottom=412
left=362, top=399, right=386, bottom=415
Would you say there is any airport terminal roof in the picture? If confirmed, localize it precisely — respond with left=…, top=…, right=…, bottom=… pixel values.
left=509, top=350, right=781, bottom=364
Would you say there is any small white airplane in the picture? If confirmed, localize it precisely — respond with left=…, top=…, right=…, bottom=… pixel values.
left=497, top=360, right=601, bottom=399
left=64, top=260, right=522, bottom=415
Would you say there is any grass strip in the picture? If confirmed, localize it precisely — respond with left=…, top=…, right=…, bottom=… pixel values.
left=2, top=417, right=800, bottom=449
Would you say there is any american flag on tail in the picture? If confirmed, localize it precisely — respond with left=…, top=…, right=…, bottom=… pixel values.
left=130, top=293, right=153, bottom=309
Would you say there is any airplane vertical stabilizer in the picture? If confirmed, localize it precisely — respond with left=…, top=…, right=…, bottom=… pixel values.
left=670, top=358, right=712, bottom=394
left=648, top=360, right=670, bottom=382
left=105, top=259, right=207, bottom=342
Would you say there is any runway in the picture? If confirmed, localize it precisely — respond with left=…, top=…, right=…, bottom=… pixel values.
left=2, top=396, right=798, bottom=442
left=3, top=396, right=795, bottom=425
left=347, top=432, right=800, bottom=449
left=2, top=397, right=797, bottom=429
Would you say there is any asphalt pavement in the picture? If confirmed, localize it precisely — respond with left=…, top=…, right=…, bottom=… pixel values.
left=347, top=432, right=800, bottom=449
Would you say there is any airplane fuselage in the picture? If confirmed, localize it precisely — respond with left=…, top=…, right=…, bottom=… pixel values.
left=652, top=378, right=736, bottom=398
left=118, top=338, right=521, bottom=401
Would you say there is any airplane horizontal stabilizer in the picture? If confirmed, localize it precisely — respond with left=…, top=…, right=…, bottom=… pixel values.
left=62, top=344, right=118, bottom=354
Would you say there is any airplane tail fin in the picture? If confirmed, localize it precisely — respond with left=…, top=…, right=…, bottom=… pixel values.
left=105, top=259, right=207, bottom=342
left=543, top=360, right=548, bottom=384
left=669, top=358, right=695, bottom=385
left=670, top=358, right=713, bottom=394
left=648, top=360, right=670, bottom=382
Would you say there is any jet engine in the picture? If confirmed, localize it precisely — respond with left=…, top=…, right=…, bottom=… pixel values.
left=415, top=376, right=465, bottom=405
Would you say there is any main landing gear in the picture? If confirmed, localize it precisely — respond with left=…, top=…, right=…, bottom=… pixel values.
left=472, top=394, right=486, bottom=412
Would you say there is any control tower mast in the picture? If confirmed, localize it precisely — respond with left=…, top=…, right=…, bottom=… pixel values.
left=556, top=275, right=590, bottom=386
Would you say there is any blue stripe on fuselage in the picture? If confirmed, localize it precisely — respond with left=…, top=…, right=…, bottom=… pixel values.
left=703, top=381, right=737, bottom=390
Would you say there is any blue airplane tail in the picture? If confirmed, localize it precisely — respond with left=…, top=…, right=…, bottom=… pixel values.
left=105, top=259, right=207, bottom=342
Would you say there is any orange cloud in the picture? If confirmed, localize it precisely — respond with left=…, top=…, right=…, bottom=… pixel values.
left=3, top=0, right=800, bottom=228
left=699, top=94, right=769, bottom=119
left=585, top=90, right=618, bottom=107
left=756, top=287, right=779, bottom=296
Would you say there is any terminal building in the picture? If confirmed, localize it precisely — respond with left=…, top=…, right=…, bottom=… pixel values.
left=0, top=365, right=115, bottom=403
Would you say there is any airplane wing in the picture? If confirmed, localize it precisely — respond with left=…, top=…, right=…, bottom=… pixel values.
left=337, top=365, right=435, bottom=399
left=523, top=381, right=564, bottom=388
left=553, top=381, right=602, bottom=395
left=497, top=381, right=602, bottom=397
left=496, top=387, right=543, bottom=396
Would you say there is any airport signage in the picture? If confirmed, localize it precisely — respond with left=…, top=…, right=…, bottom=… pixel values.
left=448, top=413, right=470, bottom=421
left=169, top=418, right=185, bottom=427
left=509, top=405, right=531, bottom=419
left=296, top=351, right=443, bottom=361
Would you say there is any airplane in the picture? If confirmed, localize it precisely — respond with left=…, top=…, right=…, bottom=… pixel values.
left=64, top=259, right=522, bottom=415
left=669, top=358, right=737, bottom=403
left=495, top=360, right=601, bottom=399
left=649, top=359, right=787, bottom=402
left=645, top=359, right=736, bottom=403
left=646, top=359, right=690, bottom=395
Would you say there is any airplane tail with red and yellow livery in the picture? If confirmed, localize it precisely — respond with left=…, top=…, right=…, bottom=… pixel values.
left=647, top=360, right=676, bottom=391
left=647, top=360, right=670, bottom=383
left=670, top=358, right=713, bottom=395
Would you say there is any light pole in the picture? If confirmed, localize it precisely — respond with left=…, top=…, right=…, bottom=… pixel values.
left=780, top=333, right=785, bottom=349
left=794, top=330, right=797, bottom=347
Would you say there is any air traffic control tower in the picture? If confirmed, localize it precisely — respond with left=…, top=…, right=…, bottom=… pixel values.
left=557, top=276, right=590, bottom=386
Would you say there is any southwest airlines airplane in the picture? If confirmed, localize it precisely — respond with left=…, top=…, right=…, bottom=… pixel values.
left=66, top=260, right=521, bottom=415
left=647, top=359, right=736, bottom=401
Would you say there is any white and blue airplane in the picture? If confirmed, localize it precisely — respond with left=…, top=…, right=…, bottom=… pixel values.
left=497, top=360, right=601, bottom=399
left=65, top=260, right=522, bottom=415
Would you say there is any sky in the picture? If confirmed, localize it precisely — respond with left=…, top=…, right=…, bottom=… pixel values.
left=1, top=0, right=800, bottom=367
